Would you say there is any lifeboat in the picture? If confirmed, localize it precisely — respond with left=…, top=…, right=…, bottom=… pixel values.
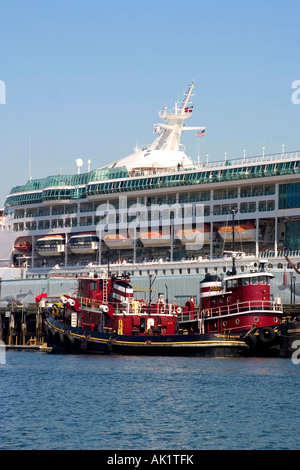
left=14, top=239, right=32, bottom=253
left=218, top=221, right=256, bottom=242
left=68, top=233, right=99, bottom=254
left=36, top=235, right=65, bottom=256
left=139, top=230, right=170, bottom=247
left=103, top=233, right=134, bottom=249
left=176, top=224, right=211, bottom=245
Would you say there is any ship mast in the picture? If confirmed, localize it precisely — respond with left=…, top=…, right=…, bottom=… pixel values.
left=148, top=83, right=206, bottom=152
left=231, top=208, right=237, bottom=275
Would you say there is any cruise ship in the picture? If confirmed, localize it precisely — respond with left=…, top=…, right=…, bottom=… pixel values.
left=0, top=83, right=300, bottom=305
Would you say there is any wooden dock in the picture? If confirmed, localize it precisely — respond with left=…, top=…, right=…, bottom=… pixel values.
left=5, top=344, right=52, bottom=352
left=0, top=304, right=52, bottom=352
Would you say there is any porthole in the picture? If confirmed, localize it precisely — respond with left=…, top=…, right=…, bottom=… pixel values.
left=235, top=319, right=240, bottom=325
left=254, top=317, right=259, bottom=322
left=273, top=317, right=279, bottom=323
left=223, top=321, right=227, bottom=326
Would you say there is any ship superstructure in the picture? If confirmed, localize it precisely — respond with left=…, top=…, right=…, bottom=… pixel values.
left=1, top=83, right=300, bottom=286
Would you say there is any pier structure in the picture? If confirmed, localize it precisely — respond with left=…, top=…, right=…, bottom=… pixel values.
left=0, top=303, right=51, bottom=351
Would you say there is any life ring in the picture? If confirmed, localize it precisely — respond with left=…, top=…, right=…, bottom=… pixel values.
left=100, top=305, right=109, bottom=313
left=68, top=298, right=76, bottom=307
left=60, top=296, right=68, bottom=304
left=176, top=307, right=182, bottom=314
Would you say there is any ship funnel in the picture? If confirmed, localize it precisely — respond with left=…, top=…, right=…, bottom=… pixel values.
left=200, top=274, right=222, bottom=310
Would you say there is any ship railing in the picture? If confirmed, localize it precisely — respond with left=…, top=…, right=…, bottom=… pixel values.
left=127, top=151, right=300, bottom=178
left=79, top=297, right=104, bottom=310
left=178, top=300, right=283, bottom=323
left=78, top=297, right=180, bottom=316
left=112, top=301, right=181, bottom=316
left=192, top=150, right=300, bottom=170
left=259, top=249, right=300, bottom=258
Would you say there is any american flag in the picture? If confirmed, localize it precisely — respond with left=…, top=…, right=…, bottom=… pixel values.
left=197, top=129, right=206, bottom=137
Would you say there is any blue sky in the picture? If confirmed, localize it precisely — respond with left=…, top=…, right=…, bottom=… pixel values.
left=0, top=0, right=299, bottom=206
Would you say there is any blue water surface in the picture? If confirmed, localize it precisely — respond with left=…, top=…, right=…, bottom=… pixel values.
left=1, top=351, right=299, bottom=450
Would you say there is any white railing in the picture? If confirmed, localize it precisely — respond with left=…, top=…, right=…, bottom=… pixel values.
left=128, top=151, right=300, bottom=178
left=178, top=300, right=283, bottom=323
left=78, top=297, right=180, bottom=316
left=193, top=151, right=300, bottom=170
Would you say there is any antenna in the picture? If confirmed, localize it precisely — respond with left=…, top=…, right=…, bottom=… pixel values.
left=88, top=159, right=91, bottom=172
left=28, top=130, right=32, bottom=181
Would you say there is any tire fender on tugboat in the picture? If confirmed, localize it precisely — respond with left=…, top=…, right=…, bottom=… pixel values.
left=258, top=326, right=276, bottom=345
left=64, top=330, right=75, bottom=347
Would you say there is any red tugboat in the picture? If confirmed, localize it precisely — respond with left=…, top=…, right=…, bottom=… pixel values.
left=44, top=255, right=283, bottom=356
left=179, top=255, right=284, bottom=355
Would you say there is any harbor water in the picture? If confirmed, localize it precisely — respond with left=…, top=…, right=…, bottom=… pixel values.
left=1, top=351, right=299, bottom=450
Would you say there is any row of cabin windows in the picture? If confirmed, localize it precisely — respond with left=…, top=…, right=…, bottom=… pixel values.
left=6, top=161, right=298, bottom=208
left=9, top=160, right=299, bottom=199
left=226, top=276, right=271, bottom=288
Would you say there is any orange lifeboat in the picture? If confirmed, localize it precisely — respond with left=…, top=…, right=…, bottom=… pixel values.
left=14, top=239, right=32, bottom=253
left=36, top=235, right=65, bottom=256
left=139, top=230, right=170, bottom=247
left=176, top=224, right=211, bottom=245
left=103, top=233, right=134, bottom=249
left=68, top=233, right=99, bottom=254
left=218, top=221, right=256, bottom=242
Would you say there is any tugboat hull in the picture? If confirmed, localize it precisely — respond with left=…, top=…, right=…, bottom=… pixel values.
left=44, top=314, right=248, bottom=357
